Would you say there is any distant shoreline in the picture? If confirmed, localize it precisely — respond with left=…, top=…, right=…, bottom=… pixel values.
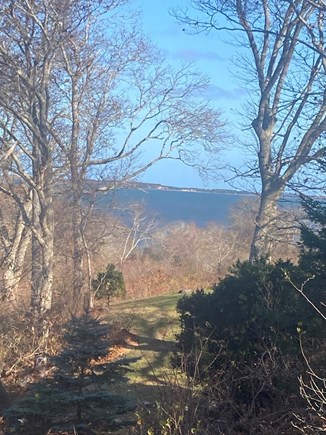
left=126, top=181, right=253, bottom=196
left=125, top=182, right=303, bottom=200
left=93, top=182, right=305, bottom=228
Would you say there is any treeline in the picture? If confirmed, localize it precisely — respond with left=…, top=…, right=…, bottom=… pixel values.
left=0, top=194, right=301, bottom=306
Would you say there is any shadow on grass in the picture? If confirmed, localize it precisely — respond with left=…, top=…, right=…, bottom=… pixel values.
left=126, top=381, right=188, bottom=405
left=126, top=335, right=176, bottom=352
left=106, top=294, right=184, bottom=404
left=123, top=333, right=177, bottom=386
left=108, top=293, right=182, bottom=340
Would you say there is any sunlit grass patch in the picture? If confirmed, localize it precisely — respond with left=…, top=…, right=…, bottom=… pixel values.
left=108, top=293, right=182, bottom=340
left=104, top=293, right=184, bottom=395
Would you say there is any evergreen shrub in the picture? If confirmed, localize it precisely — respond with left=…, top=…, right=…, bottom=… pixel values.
left=92, top=263, right=126, bottom=305
left=7, top=313, right=135, bottom=433
left=176, top=258, right=324, bottom=411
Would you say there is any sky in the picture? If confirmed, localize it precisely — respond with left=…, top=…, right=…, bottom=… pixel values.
left=131, top=0, right=250, bottom=190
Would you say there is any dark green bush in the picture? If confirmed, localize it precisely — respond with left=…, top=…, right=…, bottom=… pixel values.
left=297, top=194, right=326, bottom=312
left=300, top=194, right=326, bottom=278
left=176, top=258, right=324, bottom=413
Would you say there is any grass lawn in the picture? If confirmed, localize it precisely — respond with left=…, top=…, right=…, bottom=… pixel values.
left=108, top=293, right=182, bottom=340
left=104, top=293, right=185, bottom=402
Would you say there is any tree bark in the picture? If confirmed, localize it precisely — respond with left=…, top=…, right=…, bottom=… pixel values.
left=72, top=205, right=86, bottom=313
left=2, top=239, right=29, bottom=301
left=31, top=239, right=54, bottom=313
left=1, top=211, right=31, bottom=301
left=30, top=178, right=54, bottom=314
left=249, top=187, right=283, bottom=261
left=31, top=230, right=54, bottom=313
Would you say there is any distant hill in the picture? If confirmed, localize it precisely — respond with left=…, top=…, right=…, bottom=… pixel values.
left=124, top=181, right=253, bottom=196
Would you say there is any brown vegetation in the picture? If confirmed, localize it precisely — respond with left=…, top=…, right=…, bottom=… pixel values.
left=0, top=194, right=302, bottom=305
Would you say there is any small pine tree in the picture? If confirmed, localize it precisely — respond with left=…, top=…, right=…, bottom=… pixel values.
left=7, top=313, right=135, bottom=433
left=92, top=264, right=126, bottom=305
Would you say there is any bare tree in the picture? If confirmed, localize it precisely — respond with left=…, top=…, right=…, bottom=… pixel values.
left=47, top=3, right=225, bottom=311
left=152, top=221, right=239, bottom=285
left=0, top=0, right=225, bottom=312
left=229, top=196, right=301, bottom=261
left=175, top=0, right=326, bottom=260
left=0, top=0, right=60, bottom=312
left=0, top=187, right=31, bottom=301
left=114, top=202, right=157, bottom=267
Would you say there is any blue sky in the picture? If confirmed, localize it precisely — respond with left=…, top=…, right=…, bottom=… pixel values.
left=133, top=0, right=249, bottom=189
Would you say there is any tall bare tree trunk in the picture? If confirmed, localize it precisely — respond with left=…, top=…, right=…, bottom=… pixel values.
left=249, top=188, right=283, bottom=261
left=176, top=1, right=326, bottom=261
left=32, top=243, right=53, bottom=312
left=83, top=232, right=94, bottom=310
left=1, top=206, right=31, bottom=300
left=31, top=201, right=53, bottom=313
left=2, top=230, right=30, bottom=301
left=72, top=206, right=86, bottom=313
left=30, top=171, right=54, bottom=314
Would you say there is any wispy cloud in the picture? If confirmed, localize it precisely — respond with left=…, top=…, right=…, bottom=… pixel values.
left=171, top=49, right=224, bottom=62
left=200, top=84, right=248, bottom=101
left=157, top=24, right=182, bottom=38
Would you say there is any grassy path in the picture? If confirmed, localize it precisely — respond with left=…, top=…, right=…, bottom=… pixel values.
left=105, top=293, right=183, bottom=401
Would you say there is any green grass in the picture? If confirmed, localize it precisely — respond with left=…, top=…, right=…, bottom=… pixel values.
left=105, top=293, right=184, bottom=401
left=109, top=293, right=182, bottom=340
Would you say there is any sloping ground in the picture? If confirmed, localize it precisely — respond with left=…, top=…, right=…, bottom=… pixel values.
left=104, top=294, right=306, bottom=435
left=108, top=293, right=182, bottom=340
left=0, top=294, right=183, bottom=434
left=105, top=293, right=183, bottom=401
